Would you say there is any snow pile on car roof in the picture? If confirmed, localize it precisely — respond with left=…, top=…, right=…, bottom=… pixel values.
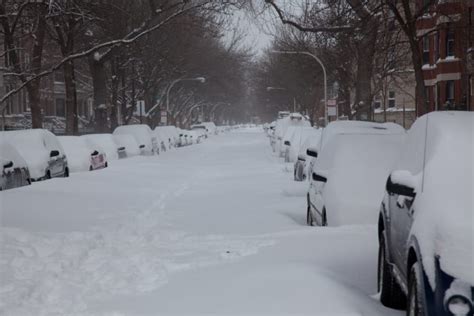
left=0, top=138, right=28, bottom=169
left=113, top=134, right=140, bottom=156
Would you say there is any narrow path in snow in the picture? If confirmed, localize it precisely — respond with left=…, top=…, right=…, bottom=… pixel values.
left=1, top=128, right=402, bottom=316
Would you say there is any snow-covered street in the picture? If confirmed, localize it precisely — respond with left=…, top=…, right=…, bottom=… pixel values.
left=1, top=128, right=402, bottom=316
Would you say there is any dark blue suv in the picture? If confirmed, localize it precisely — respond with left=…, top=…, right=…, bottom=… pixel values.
left=377, top=112, right=473, bottom=316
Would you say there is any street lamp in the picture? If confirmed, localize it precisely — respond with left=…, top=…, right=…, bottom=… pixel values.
left=271, top=50, right=328, bottom=126
left=144, top=77, right=206, bottom=123
left=167, top=77, right=206, bottom=113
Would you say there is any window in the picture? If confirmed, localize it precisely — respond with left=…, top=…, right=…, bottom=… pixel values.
left=388, top=91, right=396, bottom=108
left=422, top=36, right=430, bottom=64
left=373, top=99, right=381, bottom=109
left=446, top=28, right=455, bottom=57
left=54, top=71, right=64, bottom=83
left=446, top=81, right=455, bottom=102
left=55, top=98, right=65, bottom=117
left=434, top=32, right=439, bottom=61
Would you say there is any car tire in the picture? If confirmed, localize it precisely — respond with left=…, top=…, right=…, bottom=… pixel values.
left=105, top=162, right=108, bottom=168
left=306, top=196, right=314, bottom=226
left=89, top=165, right=93, bottom=171
left=46, top=171, right=52, bottom=180
left=64, top=168, right=69, bottom=178
left=321, top=208, right=328, bottom=227
left=407, top=262, right=426, bottom=316
left=378, top=234, right=406, bottom=309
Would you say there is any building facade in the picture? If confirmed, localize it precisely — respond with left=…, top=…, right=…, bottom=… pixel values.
left=416, top=0, right=473, bottom=112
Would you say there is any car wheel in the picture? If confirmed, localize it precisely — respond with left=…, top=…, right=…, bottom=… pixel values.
left=378, top=234, right=406, bottom=309
left=306, top=196, right=314, bottom=226
left=64, top=168, right=69, bottom=178
left=89, top=165, right=93, bottom=171
left=321, top=208, right=328, bottom=226
left=105, top=162, right=108, bottom=168
left=407, top=262, right=426, bottom=316
left=46, top=171, right=52, bottom=180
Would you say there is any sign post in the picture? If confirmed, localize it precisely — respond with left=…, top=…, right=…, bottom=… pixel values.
left=327, top=99, right=338, bottom=120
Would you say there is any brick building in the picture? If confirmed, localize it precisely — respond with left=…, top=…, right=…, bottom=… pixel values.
left=416, top=0, right=473, bottom=112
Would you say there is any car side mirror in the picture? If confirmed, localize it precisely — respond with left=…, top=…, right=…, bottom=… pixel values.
left=139, top=144, right=145, bottom=149
left=386, top=170, right=416, bottom=198
left=312, top=172, right=327, bottom=183
left=91, top=150, right=99, bottom=156
left=297, top=154, right=306, bottom=161
left=306, top=147, right=318, bottom=158
left=284, top=140, right=290, bottom=146
left=3, top=160, right=13, bottom=169
left=50, top=150, right=60, bottom=158
left=117, top=146, right=125, bottom=152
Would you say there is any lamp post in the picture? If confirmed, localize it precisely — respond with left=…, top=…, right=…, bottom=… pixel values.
left=271, top=50, right=328, bottom=126
left=165, top=76, right=206, bottom=125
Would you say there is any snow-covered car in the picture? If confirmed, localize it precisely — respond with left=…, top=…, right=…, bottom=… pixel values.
left=113, top=125, right=158, bottom=155
left=82, top=134, right=121, bottom=161
left=154, top=126, right=179, bottom=149
left=0, top=139, right=31, bottom=191
left=273, top=113, right=311, bottom=155
left=201, top=122, right=217, bottom=135
left=307, top=121, right=405, bottom=227
left=153, top=127, right=171, bottom=152
left=113, top=134, right=141, bottom=157
left=2, top=129, right=69, bottom=181
left=191, top=124, right=209, bottom=138
left=284, top=126, right=316, bottom=163
left=294, top=128, right=322, bottom=181
left=58, top=136, right=107, bottom=172
left=377, top=111, right=473, bottom=316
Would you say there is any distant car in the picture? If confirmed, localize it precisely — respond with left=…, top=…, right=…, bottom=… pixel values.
left=0, top=139, right=31, bottom=191
left=191, top=124, right=209, bottom=138
left=58, top=136, right=107, bottom=172
left=3, top=129, right=69, bottom=181
left=113, top=134, right=141, bottom=157
left=283, top=126, right=316, bottom=163
left=82, top=134, right=122, bottom=161
left=293, top=128, right=322, bottom=181
left=113, top=125, right=158, bottom=155
left=307, top=121, right=405, bottom=227
left=154, top=126, right=179, bottom=149
left=273, top=113, right=311, bottom=155
left=377, top=112, right=473, bottom=316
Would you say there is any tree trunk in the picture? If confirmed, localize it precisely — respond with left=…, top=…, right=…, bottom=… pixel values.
left=64, top=61, right=78, bottom=134
left=409, top=39, right=428, bottom=116
left=354, top=20, right=378, bottom=121
left=89, top=57, right=109, bottom=132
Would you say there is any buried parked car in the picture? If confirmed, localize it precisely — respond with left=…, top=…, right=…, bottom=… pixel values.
left=113, top=125, right=158, bottom=155
left=0, top=139, right=31, bottom=191
left=2, top=129, right=69, bottom=181
left=377, top=111, right=473, bottom=316
left=307, top=121, right=405, bottom=227
left=82, top=134, right=123, bottom=161
left=113, top=134, right=141, bottom=157
left=58, top=136, right=108, bottom=172
left=294, top=128, right=322, bottom=181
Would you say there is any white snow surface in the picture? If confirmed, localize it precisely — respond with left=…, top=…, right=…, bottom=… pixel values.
left=0, top=128, right=401, bottom=316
